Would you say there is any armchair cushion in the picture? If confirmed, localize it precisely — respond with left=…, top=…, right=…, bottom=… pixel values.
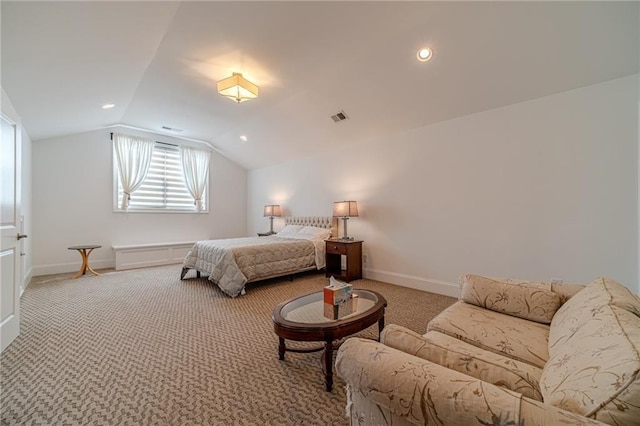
left=460, top=274, right=563, bottom=324
left=381, top=324, right=543, bottom=400
left=428, top=300, right=550, bottom=368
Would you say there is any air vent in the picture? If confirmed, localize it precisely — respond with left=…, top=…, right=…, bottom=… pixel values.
left=330, top=110, right=349, bottom=123
left=161, top=126, right=184, bottom=133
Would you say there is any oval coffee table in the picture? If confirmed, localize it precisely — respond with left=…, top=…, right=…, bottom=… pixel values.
left=272, top=289, right=387, bottom=391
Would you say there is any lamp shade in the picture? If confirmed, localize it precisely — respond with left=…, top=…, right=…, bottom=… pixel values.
left=217, top=73, right=259, bottom=103
left=264, top=205, right=281, bottom=217
left=332, top=201, right=358, bottom=217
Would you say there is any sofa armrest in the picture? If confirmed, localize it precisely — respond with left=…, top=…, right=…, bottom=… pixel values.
left=380, top=324, right=543, bottom=400
left=460, top=274, right=562, bottom=324
left=336, top=338, right=606, bottom=426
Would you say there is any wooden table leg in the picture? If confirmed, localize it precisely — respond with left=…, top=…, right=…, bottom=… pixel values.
left=72, top=249, right=87, bottom=279
left=72, top=248, right=100, bottom=279
left=378, top=316, right=385, bottom=341
left=323, top=340, right=334, bottom=392
left=278, top=337, right=286, bottom=360
left=85, top=248, right=100, bottom=276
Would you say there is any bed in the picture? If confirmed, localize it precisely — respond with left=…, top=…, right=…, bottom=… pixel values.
left=181, top=216, right=338, bottom=297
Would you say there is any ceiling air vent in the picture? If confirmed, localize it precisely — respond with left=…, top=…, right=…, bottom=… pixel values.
left=161, top=126, right=183, bottom=133
left=330, top=110, right=349, bottom=123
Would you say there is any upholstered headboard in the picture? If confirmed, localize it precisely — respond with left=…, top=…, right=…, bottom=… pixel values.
left=284, top=216, right=339, bottom=238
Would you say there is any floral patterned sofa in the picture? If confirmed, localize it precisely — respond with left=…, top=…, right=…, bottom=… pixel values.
left=336, top=275, right=640, bottom=425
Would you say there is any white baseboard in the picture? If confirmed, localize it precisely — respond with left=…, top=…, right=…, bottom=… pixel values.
left=34, top=242, right=196, bottom=275
left=32, top=253, right=460, bottom=299
left=112, top=241, right=194, bottom=271
left=33, top=259, right=115, bottom=276
left=21, top=267, right=33, bottom=296
left=363, top=268, right=460, bottom=298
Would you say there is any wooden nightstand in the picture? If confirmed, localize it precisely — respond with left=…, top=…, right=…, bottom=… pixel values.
left=325, top=239, right=363, bottom=282
left=258, top=231, right=276, bottom=237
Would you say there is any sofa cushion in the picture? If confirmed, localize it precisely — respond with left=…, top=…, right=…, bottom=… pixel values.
left=519, top=397, right=608, bottom=426
left=540, top=305, right=640, bottom=425
left=460, top=274, right=563, bottom=324
left=381, top=325, right=543, bottom=400
left=549, top=277, right=640, bottom=354
left=427, top=301, right=550, bottom=368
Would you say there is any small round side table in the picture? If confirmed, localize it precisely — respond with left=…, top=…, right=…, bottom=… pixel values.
left=68, top=245, right=102, bottom=279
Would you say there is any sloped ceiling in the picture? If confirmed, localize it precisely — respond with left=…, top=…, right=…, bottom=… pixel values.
left=2, top=1, right=638, bottom=170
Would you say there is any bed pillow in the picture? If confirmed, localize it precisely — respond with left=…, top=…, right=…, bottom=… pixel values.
left=276, top=225, right=304, bottom=235
left=299, top=226, right=331, bottom=240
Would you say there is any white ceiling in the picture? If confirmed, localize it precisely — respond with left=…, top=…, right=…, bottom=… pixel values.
left=2, top=1, right=638, bottom=170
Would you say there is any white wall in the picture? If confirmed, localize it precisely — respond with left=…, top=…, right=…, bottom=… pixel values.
left=32, top=127, right=246, bottom=275
left=248, top=75, right=640, bottom=295
left=1, top=88, right=33, bottom=291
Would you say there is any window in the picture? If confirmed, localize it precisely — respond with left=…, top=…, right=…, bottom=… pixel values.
left=114, top=142, right=207, bottom=212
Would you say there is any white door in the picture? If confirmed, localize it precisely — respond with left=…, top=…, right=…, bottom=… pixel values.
left=1, top=113, right=22, bottom=352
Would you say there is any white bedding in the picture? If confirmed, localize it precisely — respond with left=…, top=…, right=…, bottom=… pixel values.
left=182, top=234, right=327, bottom=297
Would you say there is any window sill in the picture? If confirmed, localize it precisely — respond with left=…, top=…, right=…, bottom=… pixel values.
left=112, top=208, right=209, bottom=214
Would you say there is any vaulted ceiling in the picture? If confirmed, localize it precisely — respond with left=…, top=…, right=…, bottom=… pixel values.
left=2, top=1, right=638, bottom=170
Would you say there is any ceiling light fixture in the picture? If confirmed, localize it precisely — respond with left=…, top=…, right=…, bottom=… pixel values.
left=416, top=47, right=433, bottom=62
left=217, top=72, right=259, bottom=104
left=102, top=103, right=115, bottom=109
left=240, top=135, right=248, bottom=142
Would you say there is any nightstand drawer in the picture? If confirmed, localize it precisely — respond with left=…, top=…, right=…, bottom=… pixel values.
left=326, top=242, right=347, bottom=255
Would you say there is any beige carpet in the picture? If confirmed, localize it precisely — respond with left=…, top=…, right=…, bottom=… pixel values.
left=0, top=265, right=456, bottom=425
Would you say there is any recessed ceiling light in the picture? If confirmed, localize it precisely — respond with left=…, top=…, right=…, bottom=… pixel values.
left=102, top=103, right=115, bottom=109
left=240, top=135, right=248, bottom=142
left=416, top=47, right=433, bottom=62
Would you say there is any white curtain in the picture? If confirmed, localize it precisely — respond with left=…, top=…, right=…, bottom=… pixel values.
left=113, top=133, right=155, bottom=210
left=180, top=146, right=210, bottom=212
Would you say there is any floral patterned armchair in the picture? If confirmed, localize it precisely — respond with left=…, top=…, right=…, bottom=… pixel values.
left=336, top=275, right=640, bottom=426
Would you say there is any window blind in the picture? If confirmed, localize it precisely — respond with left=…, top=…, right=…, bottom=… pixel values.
left=116, top=142, right=205, bottom=211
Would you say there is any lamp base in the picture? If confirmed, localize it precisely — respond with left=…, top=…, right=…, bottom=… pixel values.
left=337, top=236, right=355, bottom=241
left=339, top=217, right=354, bottom=241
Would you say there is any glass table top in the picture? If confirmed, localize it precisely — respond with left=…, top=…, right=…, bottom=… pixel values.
left=280, top=290, right=378, bottom=324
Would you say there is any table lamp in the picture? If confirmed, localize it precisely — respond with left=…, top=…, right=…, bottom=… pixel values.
left=263, top=205, right=282, bottom=234
left=332, top=201, right=358, bottom=240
